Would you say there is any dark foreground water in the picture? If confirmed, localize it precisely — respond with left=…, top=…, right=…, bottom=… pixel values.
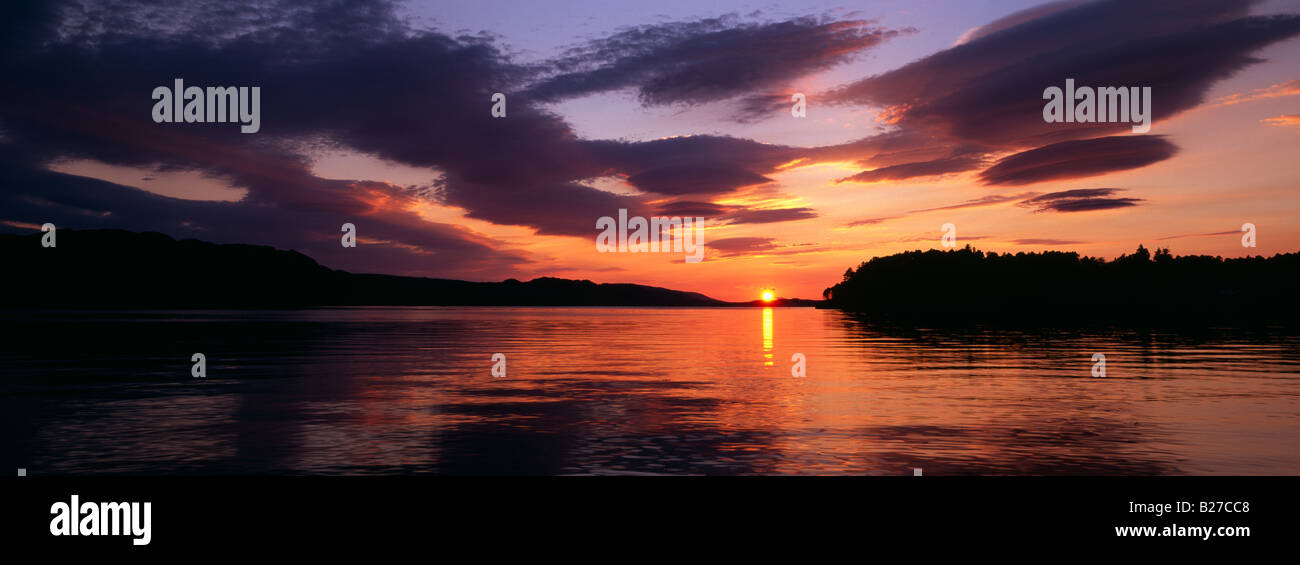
left=3, top=307, right=1298, bottom=475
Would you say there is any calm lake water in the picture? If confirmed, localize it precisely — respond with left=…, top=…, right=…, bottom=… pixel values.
left=3, top=307, right=1299, bottom=475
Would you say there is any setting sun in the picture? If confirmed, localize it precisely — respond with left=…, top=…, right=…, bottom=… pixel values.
left=761, top=290, right=775, bottom=302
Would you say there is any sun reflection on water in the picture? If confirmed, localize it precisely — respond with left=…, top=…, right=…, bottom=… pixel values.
left=762, top=307, right=773, bottom=366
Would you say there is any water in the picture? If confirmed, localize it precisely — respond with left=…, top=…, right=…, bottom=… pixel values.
left=3, top=307, right=1299, bottom=475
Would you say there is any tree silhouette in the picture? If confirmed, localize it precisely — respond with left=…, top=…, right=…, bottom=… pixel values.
left=824, top=245, right=1298, bottom=323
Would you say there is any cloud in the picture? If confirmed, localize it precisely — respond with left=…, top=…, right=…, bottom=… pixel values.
left=1262, top=114, right=1300, bottom=127
left=0, top=0, right=847, bottom=259
left=1156, top=230, right=1239, bottom=241
left=647, top=199, right=817, bottom=225
left=953, top=1, right=1089, bottom=46
left=835, top=154, right=986, bottom=183
left=1213, top=77, right=1300, bottom=107
left=979, top=136, right=1178, bottom=186
left=590, top=134, right=801, bottom=176
left=1020, top=188, right=1144, bottom=212
left=626, top=163, right=772, bottom=195
left=0, top=146, right=532, bottom=279
left=527, top=15, right=910, bottom=113
left=723, top=207, right=819, bottom=225
left=2, top=0, right=1294, bottom=282
left=814, top=0, right=1300, bottom=194
left=707, top=236, right=778, bottom=257
left=654, top=200, right=731, bottom=217
left=442, top=179, right=646, bottom=237
left=845, top=215, right=901, bottom=227
left=729, top=93, right=796, bottom=123
left=909, top=192, right=1040, bottom=214
left=826, top=0, right=1300, bottom=149
left=0, top=0, right=549, bottom=278
left=1011, top=238, right=1085, bottom=245
left=847, top=188, right=1141, bottom=227
left=0, top=0, right=824, bottom=261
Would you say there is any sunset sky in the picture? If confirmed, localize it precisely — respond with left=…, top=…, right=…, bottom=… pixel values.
left=2, top=0, right=1299, bottom=301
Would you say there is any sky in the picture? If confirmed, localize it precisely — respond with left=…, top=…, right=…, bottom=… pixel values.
left=2, top=0, right=1299, bottom=301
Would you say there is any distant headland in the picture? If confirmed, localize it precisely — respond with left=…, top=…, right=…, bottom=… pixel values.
left=1, top=229, right=812, bottom=308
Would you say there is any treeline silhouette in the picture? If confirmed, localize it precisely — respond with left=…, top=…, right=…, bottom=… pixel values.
left=823, top=245, right=1300, bottom=323
left=2, top=230, right=728, bottom=308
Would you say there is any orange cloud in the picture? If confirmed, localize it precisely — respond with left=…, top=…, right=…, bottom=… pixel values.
left=1261, top=114, right=1300, bottom=127
left=1214, top=78, right=1300, bottom=107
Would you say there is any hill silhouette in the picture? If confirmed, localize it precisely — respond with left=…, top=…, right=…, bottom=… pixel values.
left=1, top=230, right=731, bottom=308
left=822, top=245, right=1300, bottom=323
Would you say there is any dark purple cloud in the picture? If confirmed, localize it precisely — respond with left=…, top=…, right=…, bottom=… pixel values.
left=527, top=15, right=910, bottom=113
left=729, top=93, right=796, bottom=123
left=827, top=0, right=1300, bottom=148
left=649, top=200, right=818, bottom=225
left=1034, top=198, right=1142, bottom=212
left=0, top=0, right=556, bottom=278
left=954, top=1, right=1089, bottom=45
left=835, top=154, right=986, bottom=183
left=1021, top=188, right=1122, bottom=202
left=979, top=136, right=1178, bottom=186
left=654, top=200, right=730, bottom=217
left=723, top=207, right=819, bottom=225
left=1019, top=188, right=1144, bottom=212
left=823, top=0, right=1300, bottom=185
left=0, top=3, right=827, bottom=254
left=590, top=135, right=801, bottom=177
left=0, top=0, right=826, bottom=265
left=626, top=163, right=772, bottom=196
left=707, top=236, right=778, bottom=257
